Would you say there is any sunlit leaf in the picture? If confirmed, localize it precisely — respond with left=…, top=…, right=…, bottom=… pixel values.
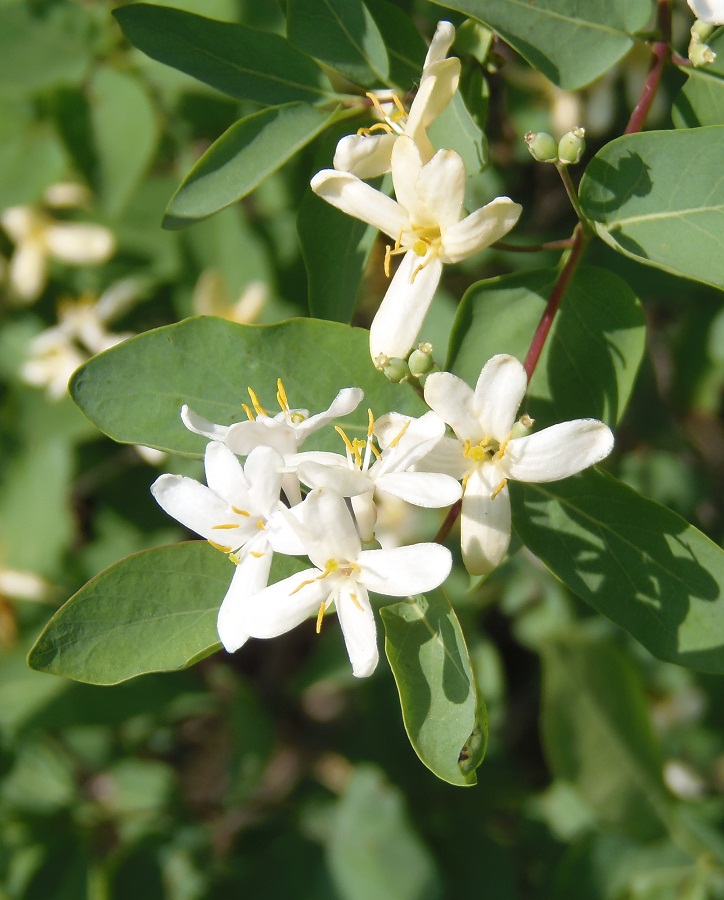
left=382, top=590, right=487, bottom=786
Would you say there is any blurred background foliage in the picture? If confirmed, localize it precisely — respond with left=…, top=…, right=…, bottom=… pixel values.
left=0, top=0, right=722, bottom=897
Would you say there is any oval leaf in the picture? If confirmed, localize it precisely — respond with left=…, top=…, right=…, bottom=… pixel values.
left=579, top=127, right=724, bottom=291
left=430, top=0, right=652, bottom=89
left=164, top=103, right=335, bottom=228
left=69, top=317, right=426, bottom=456
left=28, top=542, right=307, bottom=685
left=113, top=3, right=331, bottom=105
left=381, top=590, right=487, bottom=786
left=511, top=469, right=724, bottom=674
left=447, top=266, right=646, bottom=428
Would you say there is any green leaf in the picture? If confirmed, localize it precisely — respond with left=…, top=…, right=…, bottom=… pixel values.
left=287, top=0, right=389, bottom=86
left=163, top=103, right=335, bottom=229
left=70, top=317, right=426, bottom=456
left=579, top=127, right=724, bottom=291
left=673, top=29, right=724, bottom=128
left=0, top=120, right=67, bottom=207
left=511, top=469, right=724, bottom=674
left=381, top=590, right=487, bottom=786
left=365, top=0, right=427, bottom=90
left=113, top=3, right=331, bottom=105
left=427, top=88, right=487, bottom=176
left=541, top=632, right=672, bottom=839
left=298, top=185, right=378, bottom=323
left=447, top=266, right=646, bottom=428
left=0, top=2, right=93, bottom=95
left=88, top=66, right=159, bottom=219
left=327, top=765, right=443, bottom=899
left=28, top=543, right=307, bottom=685
left=429, top=0, right=652, bottom=89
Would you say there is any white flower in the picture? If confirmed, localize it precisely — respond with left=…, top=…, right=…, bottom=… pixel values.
left=151, top=442, right=304, bottom=653
left=312, top=136, right=521, bottom=362
left=227, top=488, right=452, bottom=677
left=688, top=0, right=724, bottom=24
left=1, top=188, right=115, bottom=303
left=293, top=410, right=461, bottom=542
left=424, top=354, right=614, bottom=576
left=333, top=21, right=460, bottom=179
left=182, top=379, right=364, bottom=503
left=21, top=280, right=142, bottom=400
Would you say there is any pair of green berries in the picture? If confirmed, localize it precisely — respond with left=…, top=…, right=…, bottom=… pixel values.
left=525, top=127, right=586, bottom=165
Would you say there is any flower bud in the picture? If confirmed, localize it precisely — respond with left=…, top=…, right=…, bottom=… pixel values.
left=689, top=34, right=717, bottom=67
left=408, top=342, right=434, bottom=377
left=524, top=131, right=558, bottom=163
left=691, top=19, right=716, bottom=41
left=382, top=357, right=411, bottom=383
left=511, top=413, right=534, bottom=439
left=557, top=126, right=586, bottom=165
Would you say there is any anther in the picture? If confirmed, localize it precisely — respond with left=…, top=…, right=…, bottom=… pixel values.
left=212, top=523, right=239, bottom=530
left=491, top=478, right=508, bottom=500
left=247, top=387, right=268, bottom=417
left=232, top=506, right=250, bottom=516
left=316, top=602, right=326, bottom=634
left=208, top=540, right=232, bottom=553
left=276, top=378, right=290, bottom=412
left=389, top=419, right=411, bottom=448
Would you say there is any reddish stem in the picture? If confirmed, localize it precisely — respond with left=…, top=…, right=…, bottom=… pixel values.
left=625, top=0, right=673, bottom=134
left=523, top=224, right=589, bottom=381
left=434, top=499, right=461, bottom=544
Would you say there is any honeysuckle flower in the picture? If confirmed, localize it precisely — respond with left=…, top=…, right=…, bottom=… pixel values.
left=151, top=443, right=305, bottom=653
left=182, top=380, right=364, bottom=503
left=21, top=279, right=142, bottom=399
left=424, top=354, right=615, bottom=576
left=225, top=488, right=452, bottom=677
left=293, top=410, right=461, bottom=542
left=312, top=136, right=522, bottom=362
left=1, top=188, right=115, bottom=303
left=688, top=0, right=724, bottom=24
left=333, top=21, right=460, bottom=179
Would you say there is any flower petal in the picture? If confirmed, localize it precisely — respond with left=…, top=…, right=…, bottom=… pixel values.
left=424, top=371, right=481, bottom=443
left=10, top=238, right=47, bottom=302
left=336, top=583, right=378, bottom=677
left=424, top=20, right=456, bottom=67
left=359, top=542, right=452, bottom=595
left=45, top=223, right=115, bottom=264
left=297, top=459, right=371, bottom=496
left=412, top=147, right=466, bottom=228
left=441, top=197, right=521, bottom=263
left=151, top=473, right=253, bottom=545
left=461, top=465, right=511, bottom=575
left=474, top=354, right=528, bottom=441
left=310, top=169, right=407, bottom=240
left=375, top=470, right=461, bottom=508
left=415, top=58, right=460, bottom=129
left=369, top=251, right=443, bottom=361
left=181, top=405, right=230, bottom=442
left=300, top=488, right=362, bottom=568
left=333, top=132, right=397, bottom=178
left=372, top=410, right=445, bottom=474
left=239, top=570, right=328, bottom=638
left=244, top=445, right=285, bottom=517
left=688, top=0, right=724, bottom=24
left=225, top=417, right=296, bottom=457
left=295, top=386, right=364, bottom=439
left=216, top=549, right=273, bottom=652
left=506, top=420, right=614, bottom=482
left=204, top=442, right=250, bottom=507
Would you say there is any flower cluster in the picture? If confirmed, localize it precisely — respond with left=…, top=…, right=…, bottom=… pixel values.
left=151, top=22, right=614, bottom=678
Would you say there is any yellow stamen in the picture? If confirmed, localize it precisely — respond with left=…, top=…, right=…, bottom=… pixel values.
left=348, top=561, right=361, bottom=574
left=256, top=519, right=265, bottom=530
left=367, top=408, right=375, bottom=440
left=389, top=418, right=411, bottom=448
left=247, top=387, right=267, bottom=417
left=357, top=122, right=393, bottom=136
left=276, top=378, right=289, bottom=412
left=494, top=435, right=510, bottom=461
left=290, top=577, right=317, bottom=595
left=370, top=443, right=381, bottom=460
left=228, top=552, right=241, bottom=564
left=212, top=523, right=239, bottom=530
left=232, top=506, right=250, bottom=516
left=250, top=551, right=265, bottom=558
left=316, top=602, right=326, bottom=634
left=208, top=540, right=232, bottom=553
left=335, top=425, right=356, bottom=456
left=241, top=403, right=255, bottom=421
left=491, top=478, right=508, bottom=500
left=349, top=592, right=364, bottom=612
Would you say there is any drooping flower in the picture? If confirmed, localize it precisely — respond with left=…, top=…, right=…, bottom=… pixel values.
left=21, top=279, right=142, bottom=400
left=312, top=136, right=521, bottom=362
left=424, top=354, right=614, bottom=576
left=333, top=21, right=460, bottom=179
left=1, top=185, right=115, bottom=303
left=293, top=409, right=461, bottom=542
left=181, top=379, right=364, bottom=503
left=151, top=442, right=304, bottom=653
left=224, top=488, right=452, bottom=677
left=688, top=0, right=724, bottom=24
